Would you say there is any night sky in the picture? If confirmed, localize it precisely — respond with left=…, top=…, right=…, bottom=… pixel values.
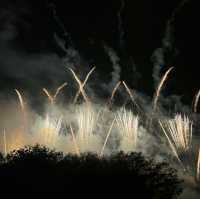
left=0, top=0, right=199, bottom=105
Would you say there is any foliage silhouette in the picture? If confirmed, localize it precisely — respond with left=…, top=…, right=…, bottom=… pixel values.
left=0, top=145, right=182, bottom=197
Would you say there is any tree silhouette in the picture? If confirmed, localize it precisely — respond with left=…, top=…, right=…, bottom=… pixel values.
left=0, top=145, right=182, bottom=197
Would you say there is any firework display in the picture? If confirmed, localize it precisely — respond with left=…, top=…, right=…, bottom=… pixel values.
left=0, top=67, right=200, bottom=188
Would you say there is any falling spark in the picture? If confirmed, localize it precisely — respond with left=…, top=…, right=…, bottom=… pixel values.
left=197, top=148, right=200, bottom=181
left=3, top=129, right=7, bottom=157
left=109, top=81, right=121, bottom=105
left=159, top=114, right=192, bottom=165
left=193, top=89, right=200, bottom=113
left=69, top=68, right=93, bottom=103
left=153, top=67, right=173, bottom=111
left=100, top=118, right=116, bottom=157
left=43, top=82, right=67, bottom=104
left=70, top=124, right=80, bottom=156
left=115, top=108, right=139, bottom=152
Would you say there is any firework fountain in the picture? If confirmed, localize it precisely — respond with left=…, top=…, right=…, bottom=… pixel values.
left=159, top=114, right=193, bottom=168
left=115, top=108, right=139, bottom=152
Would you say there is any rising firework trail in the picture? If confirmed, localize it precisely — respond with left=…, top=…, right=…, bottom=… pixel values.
left=54, top=82, right=68, bottom=99
left=15, top=89, right=27, bottom=132
left=197, top=148, right=200, bottom=182
left=193, top=89, right=200, bottom=113
left=122, top=81, right=141, bottom=113
left=3, top=129, right=7, bottom=157
left=69, top=68, right=95, bottom=104
left=43, top=82, right=67, bottom=104
left=72, top=67, right=95, bottom=104
left=15, top=89, right=25, bottom=111
left=43, top=88, right=54, bottom=104
left=153, top=67, right=174, bottom=111
left=108, top=81, right=121, bottom=106
left=100, top=118, right=116, bottom=157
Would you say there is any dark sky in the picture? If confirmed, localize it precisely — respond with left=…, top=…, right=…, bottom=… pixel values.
left=0, top=0, right=199, bottom=105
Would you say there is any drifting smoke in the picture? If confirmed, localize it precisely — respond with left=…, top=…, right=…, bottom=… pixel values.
left=0, top=0, right=89, bottom=104
left=152, top=0, right=190, bottom=87
left=117, top=0, right=125, bottom=48
left=103, top=45, right=121, bottom=92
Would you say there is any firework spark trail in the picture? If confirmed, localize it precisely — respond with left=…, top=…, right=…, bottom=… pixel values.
left=122, top=81, right=142, bottom=113
left=108, top=81, right=121, bottom=106
left=69, top=68, right=92, bottom=104
left=43, top=88, right=54, bottom=104
left=15, top=89, right=25, bottom=111
left=3, top=129, right=7, bottom=157
left=54, top=82, right=68, bottom=99
left=159, top=114, right=193, bottom=167
left=197, top=148, right=200, bottom=182
left=115, top=108, right=139, bottom=152
left=100, top=118, right=116, bottom=157
left=153, top=67, right=173, bottom=111
left=193, top=89, right=200, bottom=113
left=15, top=89, right=28, bottom=132
left=73, top=67, right=95, bottom=104
left=43, top=82, right=67, bottom=104
left=70, top=124, right=80, bottom=156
